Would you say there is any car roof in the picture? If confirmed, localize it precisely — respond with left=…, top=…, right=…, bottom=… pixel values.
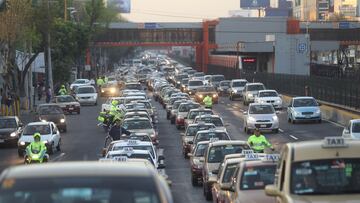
left=108, top=149, right=151, bottom=156
left=27, top=121, right=51, bottom=126
left=188, top=123, right=215, bottom=127
left=293, top=96, right=315, bottom=100
left=2, top=162, right=155, bottom=179
left=77, top=85, right=94, bottom=89
left=189, top=108, right=211, bottom=112
left=0, top=116, right=18, bottom=119
left=197, top=129, right=227, bottom=134
left=123, top=117, right=151, bottom=121
left=38, top=103, right=61, bottom=107
left=249, top=103, right=273, bottom=107
left=209, top=140, right=249, bottom=147
left=196, top=141, right=210, bottom=146
left=231, top=79, right=247, bottom=82
left=350, top=119, right=360, bottom=123
left=287, top=139, right=360, bottom=162
left=258, top=90, right=277, bottom=93
left=112, top=140, right=153, bottom=147
left=246, top=82, right=264, bottom=86
left=196, top=114, right=220, bottom=118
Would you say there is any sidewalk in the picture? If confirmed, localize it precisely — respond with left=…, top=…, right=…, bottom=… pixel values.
left=20, top=97, right=47, bottom=124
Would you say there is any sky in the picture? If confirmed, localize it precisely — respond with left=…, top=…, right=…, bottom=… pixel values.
left=121, top=0, right=240, bottom=22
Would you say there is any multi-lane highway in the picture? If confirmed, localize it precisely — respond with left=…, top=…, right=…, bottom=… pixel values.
left=0, top=91, right=344, bottom=202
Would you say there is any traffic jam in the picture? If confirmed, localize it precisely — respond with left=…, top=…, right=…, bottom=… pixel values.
left=0, top=53, right=360, bottom=203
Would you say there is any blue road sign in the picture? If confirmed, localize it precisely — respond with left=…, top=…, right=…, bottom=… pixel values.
left=144, top=23, right=158, bottom=29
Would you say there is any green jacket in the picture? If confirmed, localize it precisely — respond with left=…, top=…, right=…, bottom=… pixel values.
left=97, top=78, right=104, bottom=86
left=58, top=88, right=67, bottom=95
left=26, top=141, right=47, bottom=162
left=247, top=134, right=272, bottom=152
left=203, top=96, right=213, bottom=107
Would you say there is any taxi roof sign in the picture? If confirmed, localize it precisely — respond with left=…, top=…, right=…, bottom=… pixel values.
left=242, top=150, right=254, bottom=155
left=264, top=154, right=280, bottom=162
left=245, top=153, right=260, bottom=160
left=123, top=147, right=134, bottom=152
left=127, top=140, right=139, bottom=145
left=114, top=156, right=128, bottom=162
left=322, top=137, right=348, bottom=148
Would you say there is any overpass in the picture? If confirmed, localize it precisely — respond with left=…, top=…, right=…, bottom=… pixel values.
left=90, top=18, right=360, bottom=74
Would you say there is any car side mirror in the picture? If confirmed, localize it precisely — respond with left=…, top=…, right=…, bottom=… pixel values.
left=101, top=148, right=107, bottom=157
left=243, top=111, right=248, bottom=115
left=188, top=141, right=193, bottom=145
left=265, top=185, right=281, bottom=197
left=278, top=94, right=282, bottom=97
left=276, top=111, right=280, bottom=114
left=343, top=129, right=350, bottom=135
left=212, top=169, right=219, bottom=174
left=187, top=153, right=193, bottom=157
left=18, top=123, right=23, bottom=127
left=180, top=132, right=185, bottom=136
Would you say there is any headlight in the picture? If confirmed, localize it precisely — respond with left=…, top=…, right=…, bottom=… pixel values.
left=315, top=109, right=321, bottom=114
left=101, top=89, right=105, bottom=93
left=60, top=118, right=65, bottom=123
left=93, top=95, right=97, bottom=99
left=10, top=132, right=17, bottom=137
left=150, top=134, right=156, bottom=138
left=247, top=93, right=253, bottom=97
left=276, top=99, right=282, bottom=103
left=294, top=111, right=301, bottom=116
left=41, top=119, right=47, bottom=122
left=259, top=100, right=266, bottom=103
left=110, top=88, right=116, bottom=93
left=233, top=89, right=237, bottom=93
left=177, top=81, right=180, bottom=84
left=43, top=140, right=48, bottom=144
left=20, top=141, right=26, bottom=146
left=248, top=116, right=256, bottom=122
left=212, top=94, right=218, bottom=98
left=199, top=95, right=203, bottom=98
left=189, top=91, right=192, bottom=94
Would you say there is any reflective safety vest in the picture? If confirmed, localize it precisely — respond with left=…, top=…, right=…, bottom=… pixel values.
left=247, top=134, right=272, bottom=151
left=26, top=141, right=47, bottom=162
left=58, top=88, right=67, bottom=95
left=203, top=96, right=213, bottom=107
left=97, top=78, right=104, bottom=86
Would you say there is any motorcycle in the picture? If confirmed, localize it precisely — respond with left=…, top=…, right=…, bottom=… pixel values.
left=24, top=149, right=48, bottom=164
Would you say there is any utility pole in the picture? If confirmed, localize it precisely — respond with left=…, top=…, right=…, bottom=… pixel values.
left=46, top=0, right=53, bottom=92
left=64, top=0, right=67, bottom=21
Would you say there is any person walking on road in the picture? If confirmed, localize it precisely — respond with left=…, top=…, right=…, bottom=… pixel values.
left=46, top=87, right=52, bottom=103
left=203, top=95, right=213, bottom=109
left=247, top=128, right=274, bottom=153
left=108, top=119, right=131, bottom=141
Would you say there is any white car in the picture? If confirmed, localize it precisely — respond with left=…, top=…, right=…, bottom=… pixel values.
left=193, top=114, right=227, bottom=132
left=244, top=103, right=279, bottom=134
left=254, top=90, right=283, bottom=109
left=70, top=79, right=91, bottom=90
left=17, top=121, right=61, bottom=157
left=229, top=79, right=248, bottom=100
left=104, top=149, right=159, bottom=168
left=342, top=119, right=360, bottom=139
left=74, top=85, right=98, bottom=106
left=242, top=82, right=266, bottom=105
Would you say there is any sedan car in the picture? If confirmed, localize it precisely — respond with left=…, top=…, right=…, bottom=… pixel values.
left=18, top=121, right=61, bottom=156
left=217, top=80, right=230, bottom=96
left=74, top=85, right=98, bottom=106
left=37, top=104, right=67, bottom=132
left=54, top=95, right=80, bottom=114
left=0, top=116, right=23, bottom=146
left=209, top=74, right=225, bottom=88
left=100, top=83, right=120, bottom=97
left=242, top=83, right=266, bottom=105
left=287, top=96, right=322, bottom=124
left=244, top=103, right=279, bottom=134
left=189, top=141, right=209, bottom=186
left=229, top=79, right=248, bottom=101
left=194, top=86, right=219, bottom=104
left=254, top=90, right=283, bottom=109
left=342, top=119, right=360, bottom=139
left=175, top=102, right=201, bottom=129
left=70, top=78, right=91, bottom=90
left=186, top=80, right=204, bottom=95
left=122, top=117, right=158, bottom=145
left=0, top=162, right=173, bottom=203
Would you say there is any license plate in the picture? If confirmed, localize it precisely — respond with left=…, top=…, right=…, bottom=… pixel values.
left=260, top=125, right=267, bottom=128
left=305, top=115, right=311, bottom=118
left=69, top=107, right=74, bottom=110
left=0, top=139, right=4, bottom=143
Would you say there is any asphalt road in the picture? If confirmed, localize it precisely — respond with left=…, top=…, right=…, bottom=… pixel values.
left=0, top=92, right=344, bottom=203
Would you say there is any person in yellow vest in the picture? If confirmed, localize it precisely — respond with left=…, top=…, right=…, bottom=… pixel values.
left=203, top=95, right=213, bottom=109
left=247, top=128, right=274, bottom=153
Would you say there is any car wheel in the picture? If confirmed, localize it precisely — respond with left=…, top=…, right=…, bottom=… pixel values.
left=77, top=110, right=80, bottom=114
left=170, top=118, right=175, bottom=124
left=166, top=113, right=170, bottom=120
left=56, top=140, right=61, bottom=151
left=288, top=117, right=291, bottom=123
left=94, top=102, right=97, bottom=106
left=176, top=125, right=181, bottom=130
left=243, top=100, right=247, bottom=106
left=204, top=184, right=212, bottom=201
left=273, top=128, right=279, bottom=133
left=183, top=151, right=188, bottom=159
left=48, top=144, right=54, bottom=155
left=318, top=119, right=322, bottom=123
left=291, top=117, right=296, bottom=124
left=191, top=175, right=198, bottom=186
left=18, top=150, right=23, bottom=158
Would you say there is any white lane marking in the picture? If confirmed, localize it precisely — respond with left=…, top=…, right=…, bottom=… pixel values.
left=324, top=119, right=345, bottom=128
left=279, top=128, right=284, bottom=133
left=50, top=153, right=66, bottom=162
left=289, top=135, right=298, bottom=140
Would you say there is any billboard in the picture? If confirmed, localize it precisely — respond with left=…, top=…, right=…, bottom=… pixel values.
left=240, top=0, right=270, bottom=8
left=107, top=0, right=131, bottom=13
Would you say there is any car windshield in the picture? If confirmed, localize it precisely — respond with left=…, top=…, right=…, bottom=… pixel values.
left=0, top=118, right=17, bottom=129
left=194, top=132, right=230, bottom=144
left=353, top=122, right=360, bottom=133
left=56, top=96, right=75, bottom=103
left=293, top=98, right=318, bottom=107
left=74, top=80, right=86, bottom=84
left=186, top=125, right=214, bottom=136
left=0, top=177, right=160, bottom=203
left=173, top=102, right=184, bottom=109
left=249, top=105, right=275, bottom=114
left=223, top=163, right=238, bottom=183
left=259, top=91, right=278, bottom=97
left=212, top=76, right=225, bottom=82
left=188, top=81, right=203, bottom=86
left=194, top=144, right=209, bottom=157
left=197, top=87, right=216, bottom=92
left=178, top=103, right=200, bottom=112
left=112, top=146, right=154, bottom=158
left=220, top=81, right=230, bottom=87
left=240, top=165, right=276, bottom=190
left=122, top=120, right=152, bottom=130
left=188, top=110, right=212, bottom=119
left=233, top=81, right=247, bottom=87
left=77, top=87, right=95, bottom=94
left=208, top=144, right=250, bottom=163
left=23, top=124, right=51, bottom=135
left=197, top=117, right=223, bottom=127
left=125, top=84, right=142, bottom=90
left=194, top=73, right=204, bottom=77
left=38, top=106, right=63, bottom=115
left=247, top=84, right=265, bottom=91
left=291, top=158, right=360, bottom=195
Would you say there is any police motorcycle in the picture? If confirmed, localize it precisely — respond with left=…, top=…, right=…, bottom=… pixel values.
left=24, top=149, right=48, bottom=164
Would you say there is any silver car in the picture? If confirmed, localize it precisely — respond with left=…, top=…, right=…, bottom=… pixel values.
left=242, top=82, right=266, bottom=105
left=244, top=103, right=279, bottom=134
left=229, top=79, right=248, bottom=100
